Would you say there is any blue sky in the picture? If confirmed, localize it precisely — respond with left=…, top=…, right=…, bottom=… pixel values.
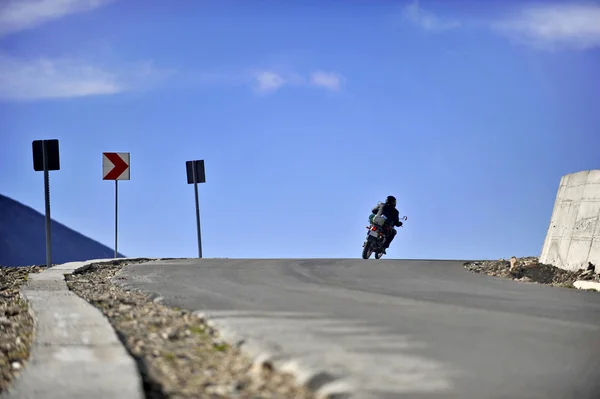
left=2, top=0, right=599, bottom=260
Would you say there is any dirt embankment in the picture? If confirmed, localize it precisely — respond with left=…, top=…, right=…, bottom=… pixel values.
left=464, top=256, right=599, bottom=288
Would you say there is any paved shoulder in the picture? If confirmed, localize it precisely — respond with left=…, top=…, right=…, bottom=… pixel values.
left=3, top=259, right=144, bottom=399
left=117, top=258, right=600, bottom=399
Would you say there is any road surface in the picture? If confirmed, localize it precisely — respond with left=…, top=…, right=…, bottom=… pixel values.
left=116, top=259, right=600, bottom=399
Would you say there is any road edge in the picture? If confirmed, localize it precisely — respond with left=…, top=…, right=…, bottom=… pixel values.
left=191, top=310, right=355, bottom=399
left=112, top=261, right=356, bottom=399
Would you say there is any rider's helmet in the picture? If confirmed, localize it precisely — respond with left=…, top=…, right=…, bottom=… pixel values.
left=385, top=195, right=397, bottom=207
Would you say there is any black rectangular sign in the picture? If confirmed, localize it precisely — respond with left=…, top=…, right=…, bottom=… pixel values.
left=32, top=139, right=60, bottom=171
left=186, top=160, right=206, bottom=184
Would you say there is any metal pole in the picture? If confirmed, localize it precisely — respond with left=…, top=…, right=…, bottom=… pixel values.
left=43, top=141, right=52, bottom=268
left=193, top=163, right=202, bottom=258
left=115, top=179, right=118, bottom=258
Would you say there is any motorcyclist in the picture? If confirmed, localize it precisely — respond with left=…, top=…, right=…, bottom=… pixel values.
left=370, top=195, right=403, bottom=254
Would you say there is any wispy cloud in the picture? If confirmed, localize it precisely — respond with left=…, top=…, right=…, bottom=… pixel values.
left=0, top=0, right=342, bottom=100
left=402, top=0, right=460, bottom=32
left=0, top=0, right=176, bottom=101
left=310, top=71, right=343, bottom=91
left=0, top=54, right=121, bottom=101
left=0, top=54, right=175, bottom=101
left=492, top=3, right=600, bottom=50
left=252, top=69, right=345, bottom=94
left=0, top=0, right=115, bottom=37
left=399, top=1, right=600, bottom=51
left=255, top=71, right=287, bottom=93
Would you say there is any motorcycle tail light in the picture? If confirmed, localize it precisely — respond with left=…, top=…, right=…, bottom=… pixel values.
left=371, top=226, right=377, bottom=231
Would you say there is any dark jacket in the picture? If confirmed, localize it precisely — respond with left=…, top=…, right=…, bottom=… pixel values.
left=372, top=202, right=402, bottom=227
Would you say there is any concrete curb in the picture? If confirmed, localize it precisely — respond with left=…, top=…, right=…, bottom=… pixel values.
left=2, top=258, right=145, bottom=399
left=192, top=311, right=355, bottom=399
left=112, top=291, right=356, bottom=399
left=573, top=280, right=600, bottom=291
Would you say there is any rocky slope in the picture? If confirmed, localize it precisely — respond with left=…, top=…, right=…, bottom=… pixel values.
left=464, top=256, right=599, bottom=287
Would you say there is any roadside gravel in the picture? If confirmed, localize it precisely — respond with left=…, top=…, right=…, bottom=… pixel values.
left=65, top=260, right=317, bottom=399
left=464, top=256, right=599, bottom=288
left=0, top=265, right=45, bottom=394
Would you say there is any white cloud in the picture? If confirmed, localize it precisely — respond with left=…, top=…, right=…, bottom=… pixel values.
left=0, top=57, right=340, bottom=101
left=0, top=54, right=175, bottom=101
left=492, top=3, right=600, bottom=50
left=0, top=54, right=121, bottom=101
left=252, top=69, right=344, bottom=94
left=0, top=0, right=343, bottom=99
left=310, top=71, right=343, bottom=91
left=255, top=71, right=287, bottom=93
left=403, top=0, right=460, bottom=32
left=0, top=0, right=175, bottom=102
left=0, top=0, right=115, bottom=37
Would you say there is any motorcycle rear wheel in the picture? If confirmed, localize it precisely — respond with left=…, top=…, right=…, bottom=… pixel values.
left=362, top=241, right=373, bottom=259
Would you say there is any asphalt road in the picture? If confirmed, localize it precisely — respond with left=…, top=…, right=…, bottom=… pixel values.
left=116, top=259, right=600, bottom=399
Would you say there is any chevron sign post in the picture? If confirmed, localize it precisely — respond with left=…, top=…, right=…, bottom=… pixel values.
left=103, top=152, right=130, bottom=258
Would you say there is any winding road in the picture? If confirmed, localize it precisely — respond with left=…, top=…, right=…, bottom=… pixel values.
left=116, top=259, right=600, bottom=399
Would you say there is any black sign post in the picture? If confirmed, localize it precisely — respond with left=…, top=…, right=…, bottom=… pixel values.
left=32, top=139, right=60, bottom=268
left=186, top=160, right=206, bottom=258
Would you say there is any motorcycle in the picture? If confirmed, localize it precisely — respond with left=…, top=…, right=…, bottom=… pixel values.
left=362, top=214, right=408, bottom=259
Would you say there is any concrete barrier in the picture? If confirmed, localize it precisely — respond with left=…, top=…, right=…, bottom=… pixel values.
left=540, top=170, right=600, bottom=271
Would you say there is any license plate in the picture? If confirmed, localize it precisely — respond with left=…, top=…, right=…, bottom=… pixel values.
left=369, top=230, right=379, bottom=237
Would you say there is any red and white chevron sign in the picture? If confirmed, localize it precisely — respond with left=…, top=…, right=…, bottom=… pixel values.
left=103, top=152, right=130, bottom=180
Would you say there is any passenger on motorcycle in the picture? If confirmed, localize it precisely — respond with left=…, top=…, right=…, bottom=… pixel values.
left=369, top=195, right=403, bottom=254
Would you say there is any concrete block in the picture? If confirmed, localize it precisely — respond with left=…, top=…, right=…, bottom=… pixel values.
left=540, top=170, right=600, bottom=271
left=563, top=202, right=580, bottom=237
left=573, top=201, right=600, bottom=238
left=589, top=239, right=600, bottom=269
left=583, top=183, right=600, bottom=200
left=587, top=170, right=600, bottom=184
left=566, top=238, right=593, bottom=270
left=573, top=280, right=600, bottom=291
left=543, top=239, right=562, bottom=267
left=558, top=238, right=571, bottom=268
left=564, top=184, right=586, bottom=201
left=552, top=202, right=570, bottom=230
left=568, top=170, right=590, bottom=186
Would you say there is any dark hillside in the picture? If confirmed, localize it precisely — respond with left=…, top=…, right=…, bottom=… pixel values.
left=0, top=194, right=123, bottom=266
